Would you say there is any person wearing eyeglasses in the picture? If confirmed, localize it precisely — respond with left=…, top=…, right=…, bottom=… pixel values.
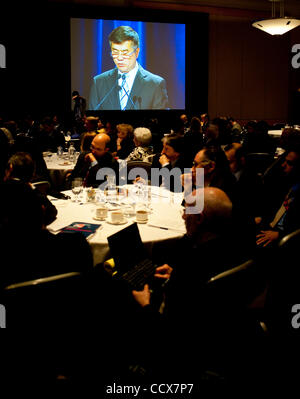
left=256, top=147, right=300, bottom=248
left=88, top=25, right=169, bottom=110
left=70, top=133, right=119, bottom=188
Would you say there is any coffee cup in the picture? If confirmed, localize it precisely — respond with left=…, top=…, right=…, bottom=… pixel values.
left=136, top=209, right=148, bottom=223
left=110, top=211, right=125, bottom=224
left=96, top=206, right=108, bottom=220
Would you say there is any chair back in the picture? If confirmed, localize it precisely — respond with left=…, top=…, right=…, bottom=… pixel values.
left=207, top=259, right=260, bottom=307
left=144, top=154, right=156, bottom=164
left=2, top=271, right=88, bottom=329
left=31, top=180, right=51, bottom=195
left=204, top=258, right=268, bottom=359
left=245, top=152, right=274, bottom=176
left=264, top=228, right=300, bottom=336
left=278, top=228, right=300, bottom=250
left=126, top=161, right=152, bottom=182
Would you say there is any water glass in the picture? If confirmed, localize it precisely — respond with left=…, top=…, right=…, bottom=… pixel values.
left=72, top=178, right=83, bottom=202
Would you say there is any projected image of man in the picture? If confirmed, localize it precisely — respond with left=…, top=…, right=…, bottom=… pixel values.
left=88, top=26, right=169, bottom=110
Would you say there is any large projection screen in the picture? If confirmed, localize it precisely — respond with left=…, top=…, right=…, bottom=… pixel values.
left=71, top=18, right=185, bottom=111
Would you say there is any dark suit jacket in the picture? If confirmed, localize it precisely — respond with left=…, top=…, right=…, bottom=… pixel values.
left=89, top=65, right=169, bottom=110
left=71, top=151, right=119, bottom=188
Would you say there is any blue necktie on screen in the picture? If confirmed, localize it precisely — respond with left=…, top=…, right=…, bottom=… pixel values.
left=120, top=74, right=129, bottom=110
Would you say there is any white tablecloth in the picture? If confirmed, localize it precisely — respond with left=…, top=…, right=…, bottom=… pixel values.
left=43, top=152, right=76, bottom=191
left=43, top=152, right=76, bottom=171
left=47, top=185, right=186, bottom=266
left=268, top=130, right=282, bottom=137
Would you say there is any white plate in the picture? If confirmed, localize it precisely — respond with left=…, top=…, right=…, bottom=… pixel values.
left=106, top=218, right=128, bottom=225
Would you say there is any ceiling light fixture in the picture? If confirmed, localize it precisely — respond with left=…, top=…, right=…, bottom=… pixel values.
left=252, top=0, right=300, bottom=35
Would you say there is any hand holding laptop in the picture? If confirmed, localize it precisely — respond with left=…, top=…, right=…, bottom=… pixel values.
left=132, top=264, right=173, bottom=307
left=132, top=284, right=151, bottom=307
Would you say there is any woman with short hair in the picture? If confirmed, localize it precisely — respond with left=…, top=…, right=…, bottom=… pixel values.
left=125, top=127, right=153, bottom=162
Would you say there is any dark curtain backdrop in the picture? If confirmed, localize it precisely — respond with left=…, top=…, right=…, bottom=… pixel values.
left=71, top=19, right=185, bottom=109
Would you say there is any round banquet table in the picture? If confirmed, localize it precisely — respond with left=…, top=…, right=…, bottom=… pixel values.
left=43, top=152, right=77, bottom=191
left=47, top=185, right=186, bottom=266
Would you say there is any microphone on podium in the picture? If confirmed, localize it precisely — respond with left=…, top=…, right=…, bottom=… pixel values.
left=94, top=74, right=121, bottom=110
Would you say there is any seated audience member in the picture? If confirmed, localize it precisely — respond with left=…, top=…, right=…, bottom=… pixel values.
left=3, top=120, right=18, bottom=142
left=183, top=116, right=204, bottom=165
left=4, top=152, right=57, bottom=225
left=146, top=117, right=163, bottom=154
left=203, top=122, right=221, bottom=148
left=67, top=132, right=97, bottom=183
left=77, top=116, right=100, bottom=150
left=17, top=114, right=40, bottom=139
left=0, top=181, right=93, bottom=286
left=278, top=127, right=300, bottom=152
left=211, top=117, right=232, bottom=145
left=80, top=131, right=98, bottom=153
left=0, top=126, right=14, bottom=146
left=228, top=116, right=242, bottom=142
left=36, top=116, right=65, bottom=153
left=0, top=128, right=10, bottom=182
left=243, top=120, right=257, bottom=138
left=155, top=134, right=189, bottom=192
left=159, top=133, right=187, bottom=169
left=125, top=127, right=153, bottom=162
left=243, top=120, right=276, bottom=156
left=225, top=142, right=264, bottom=223
left=179, top=113, right=190, bottom=135
left=132, top=187, right=260, bottom=381
left=200, top=112, right=209, bottom=132
left=113, top=123, right=134, bottom=159
left=256, top=147, right=300, bottom=248
left=182, top=146, right=236, bottom=200
left=71, top=133, right=119, bottom=188
left=83, top=116, right=99, bottom=134
left=13, top=131, right=50, bottom=183
left=104, top=120, right=118, bottom=153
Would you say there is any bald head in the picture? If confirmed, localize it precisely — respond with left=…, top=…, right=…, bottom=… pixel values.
left=201, top=187, right=232, bottom=224
left=184, top=187, right=232, bottom=237
left=90, top=133, right=111, bottom=158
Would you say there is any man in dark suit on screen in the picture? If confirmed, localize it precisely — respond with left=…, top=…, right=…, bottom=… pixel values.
left=88, top=25, right=169, bottom=110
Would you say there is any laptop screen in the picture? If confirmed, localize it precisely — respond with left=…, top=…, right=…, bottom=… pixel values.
left=107, top=223, right=148, bottom=272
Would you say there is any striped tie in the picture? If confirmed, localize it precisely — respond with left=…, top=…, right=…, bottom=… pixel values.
left=120, top=74, right=128, bottom=110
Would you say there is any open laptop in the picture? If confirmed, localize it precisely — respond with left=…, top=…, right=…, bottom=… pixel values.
left=107, top=222, right=157, bottom=290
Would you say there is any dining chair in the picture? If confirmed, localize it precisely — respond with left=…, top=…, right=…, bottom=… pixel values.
left=3, top=271, right=86, bottom=329
left=126, top=161, right=152, bottom=183
left=245, top=152, right=275, bottom=176
left=206, top=258, right=268, bottom=334
left=144, top=153, right=157, bottom=164
left=263, top=228, right=300, bottom=337
left=31, top=180, right=51, bottom=195
left=203, top=258, right=270, bottom=383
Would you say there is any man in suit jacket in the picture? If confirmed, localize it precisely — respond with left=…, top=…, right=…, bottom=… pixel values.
left=88, top=25, right=169, bottom=110
left=155, top=134, right=190, bottom=192
left=71, top=132, right=119, bottom=188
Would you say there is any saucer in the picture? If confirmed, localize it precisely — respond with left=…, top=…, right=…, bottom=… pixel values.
left=107, top=218, right=128, bottom=225
left=93, top=216, right=106, bottom=221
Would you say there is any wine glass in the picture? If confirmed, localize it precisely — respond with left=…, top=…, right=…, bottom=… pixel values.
left=72, top=178, right=83, bottom=202
left=46, top=152, right=53, bottom=164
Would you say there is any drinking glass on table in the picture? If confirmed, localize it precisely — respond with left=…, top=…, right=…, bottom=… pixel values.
left=72, top=177, right=83, bottom=202
left=46, top=151, right=53, bottom=164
